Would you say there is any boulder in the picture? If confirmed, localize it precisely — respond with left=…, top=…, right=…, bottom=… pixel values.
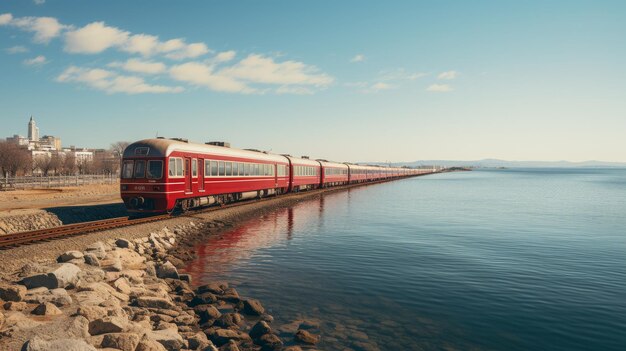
left=249, top=320, right=272, bottom=339
left=258, top=333, right=283, bottom=351
left=136, top=338, right=168, bottom=351
left=0, top=284, right=26, bottom=302
left=4, top=301, right=28, bottom=311
left=27, top=288, right=74, bottom=306
left=195, top=304, right=221, bottom=323
left=85, top=241, right=108, bottom=259
left=77, top=305, right=108, bottom=322
left=213, top=312, right=243, bottom=328
left=31, top=302, right=63, bottom=316
left=0, top=311, right=4, bottom=329
left=206, top=328, right=251, bottom=347
left=187, top=331, right=211, bottom=350
left=242, top=298, right=265, bottom=316
left=220, top=340, right=240, bottom=351
left=135, top=296, right=175, bottom=309
left=113, top=277, right=132, bottom=295
left=294, top=329, right=319, bottom=345
left=88, top=316, right=129, bottom=335
left=197, top=282, right=226, bottom=295
left=22, top=263, right=81, bottom=289
left=156, top=261, right=179, bottom=280
left=145, top=328, right=185, bottom=351
left=115, top=238, right=132, bottom=248
left=220, top=287, right=240, bottom=302
left=101, top=332, right=141, bottom=351
left=58, top=250, right=84, bottom=262
left=22, top=336, right=97, bottom=351
left=84, top=253, right=101, bottom=267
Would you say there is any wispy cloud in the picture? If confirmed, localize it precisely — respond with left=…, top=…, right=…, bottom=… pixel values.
left=57, top=66, right=184, bottom=94
left=379, top=68, right=426, bottom=81
left=426, top=84, right=453, bottom=92
left=33, top=0, right=46, bottom=5
left=0, top=14, right=68, bottom=43
left=108, top=58, right=166, bottom=75
left=437, top=70, right=458, bottom=80
left=350, top=54, right=365, bottom=63
left=23, top=55, right=47, bottom=66
left=1, top=13, right=334, bottom=95
left=6, top=45, right=28, bottom=54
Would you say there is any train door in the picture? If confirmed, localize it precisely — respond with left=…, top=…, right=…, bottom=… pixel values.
left=274, top=164, right=278, bottom=188
left=199, top=159, right=205, bottom=191
left=184, top=157, right=192, bottom=193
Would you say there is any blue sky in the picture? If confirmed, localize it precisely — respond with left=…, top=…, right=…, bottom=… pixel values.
left=1, top=0, right=625, bottom=162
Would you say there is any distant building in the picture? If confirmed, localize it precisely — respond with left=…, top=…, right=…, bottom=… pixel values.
left=5, top=134, right=29, bottom=147
left=40, top=135, right=62, bottom=151
left=28, top=116, right=39, bottom=141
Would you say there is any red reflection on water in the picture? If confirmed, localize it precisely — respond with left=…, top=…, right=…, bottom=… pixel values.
left=182, top=193, right=334, bottom=286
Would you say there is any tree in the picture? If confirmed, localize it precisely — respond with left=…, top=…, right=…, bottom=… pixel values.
left=0, top=141, right=32, bottom=177
left=109, top=141, right=130, bottom=158
left=62, top=153, right=76, bottom=175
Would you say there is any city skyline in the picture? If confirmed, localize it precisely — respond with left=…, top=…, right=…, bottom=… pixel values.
left=1, top=1, right=625, bottom=162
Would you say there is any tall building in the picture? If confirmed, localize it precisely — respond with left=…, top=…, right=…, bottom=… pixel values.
left=28, top=116, right=39, bottom=141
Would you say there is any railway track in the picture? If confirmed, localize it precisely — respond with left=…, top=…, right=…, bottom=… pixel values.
left=0, top=174, right=437, bottom=249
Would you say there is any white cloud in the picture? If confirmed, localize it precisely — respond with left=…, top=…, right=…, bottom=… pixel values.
left=213, top=50, right=236, bottom=63
left=4, top=15, right=67, bottom=43
left=122, top=34, right=159, bottom=56
left=350, top=54, right=365, bottom=63
left=426, top=84, right=453, bottom=92
left=170, top=62, right=254, bottom=93
left=110, top=58, right=166, bottom=74
left=379, top=69, right=426, bottom=81
left=23, top=55, right=47, bottom=66
left=370, top=82, right=392, bottom=91
left=0, top=13, right=13, bottom=26
left=64, top=22, right=129, bottom=54
left=57, top=66, right=183, bottom=94
left=276, top=86, right=314, bottom=95
left=6, top=45, right=28, bottom=54
left=437, top=70, right=458, bottom=80
left=220, top=54, right=334, bottom=86
left=34, top=0, right=46, bottom=5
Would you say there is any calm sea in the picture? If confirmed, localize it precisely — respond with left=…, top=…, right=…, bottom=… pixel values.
left=183, top=168, right=626, bottom=350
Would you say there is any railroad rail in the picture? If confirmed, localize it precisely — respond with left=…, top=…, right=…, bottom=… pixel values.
left=0, top=174, right=439, bottom=249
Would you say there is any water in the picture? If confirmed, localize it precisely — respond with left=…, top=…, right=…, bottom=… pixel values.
left=182, top=169, right=626, bottom=350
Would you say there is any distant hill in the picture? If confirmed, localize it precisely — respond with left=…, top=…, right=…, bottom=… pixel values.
left=364, top=159, right=626, bottom=168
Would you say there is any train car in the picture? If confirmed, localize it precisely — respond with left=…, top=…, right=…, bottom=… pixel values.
left=285, top=156, right=321, bottom=192
left=347, top=164, right=369, bottom=183
left=318, top=160, right=349, bottom=188
left=121, top=138, right=289, bottom=213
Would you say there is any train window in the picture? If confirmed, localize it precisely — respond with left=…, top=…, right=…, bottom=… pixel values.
left=147, top=160, right=163, bottom=179
left=192, top=159, right=198, bottom=177
left=168, top=159, right=175, bottom=177
left=122, top=160, right=134, bottom=179
left=205, top=161, right=211, bottom=176
left=210, top=161, right=218, bottom=176
left=218, top=161, right=225, bottom=176
left=176, top=158, right=183, bottom=177
left=253, top=164, right=259, bottom=176
left=225, top=162, right=232, bottom=176
left=134, top=160, right=146, bottom=178
left=232, top=163, right=238, bottom=176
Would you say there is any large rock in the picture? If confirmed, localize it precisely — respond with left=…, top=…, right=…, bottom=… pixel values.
left=249, top=320, right=272, bottom=339
left=195, top=304, right=221, bottom=324
left=242, top=298, right=265, bottom=316
left=294, top=329, right=319, bottom=345
left=84, top=253, right=101, bottom=267
left=77, top=305, right=108, bottom=322
left=58, top=250, right=84, bottom=262
left=101, top=333, right=140, bottom=351
left=85, top=241, right=108, bottom=259
left=258, top=333, right=283, bottom=351
left=145, top=328, right=185, bottom=351
left=0, top=283, right=26, bottom=302
left=115, top=238, right=132, bottom=248
left=213, top=312, right=243, bottom=328
left=22, top=263, right=81, bottom=289
left=206, top=328, right=251, bottom=347
left=135, top=296, right=174, bottom=309
left=156, top=261, right=179, bottom=279
left=88, top=316, right=129, bottom=335
left=187, top=331, right=211, bottom=350
left=22, top=336, right=97, bottom=351
left=197, top=282, right=226, bottom=295
left=27, top=287, right=73, bottom=306
left=136, top=338, right=168, bottom=351
left=31, top=302, right=62, bottom=316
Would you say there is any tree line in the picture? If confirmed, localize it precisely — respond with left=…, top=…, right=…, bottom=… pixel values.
left=0, top=141, right=129, bottom=177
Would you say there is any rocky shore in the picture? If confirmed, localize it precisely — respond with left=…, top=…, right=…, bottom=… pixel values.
left=0, top=223, right=321, bottom=351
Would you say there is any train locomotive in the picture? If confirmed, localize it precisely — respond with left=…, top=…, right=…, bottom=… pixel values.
left=120, top=138, right=429, bottom=214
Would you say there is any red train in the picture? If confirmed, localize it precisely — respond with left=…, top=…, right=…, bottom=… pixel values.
left=120, top=138, right=433, bottom=214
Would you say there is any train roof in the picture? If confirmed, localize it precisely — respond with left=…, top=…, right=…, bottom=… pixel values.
left=123, top=139, right=289, bottom=163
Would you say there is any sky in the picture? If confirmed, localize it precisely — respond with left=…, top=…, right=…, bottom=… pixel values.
left=1, top=0, right=625, bottom=163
